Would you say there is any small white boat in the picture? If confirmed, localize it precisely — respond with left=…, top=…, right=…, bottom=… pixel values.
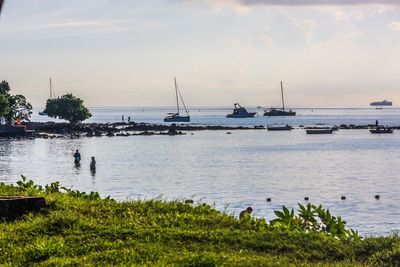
left=164, top=78, right=190, bottom=123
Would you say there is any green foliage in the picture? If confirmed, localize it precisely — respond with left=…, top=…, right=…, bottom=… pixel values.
left=0, top=80, right=11, bottom=95
left=271, top=204, right=360, bottom=240
left=0, top=93, right=10, bottom=117
left=16, top=175, right=43, bottom=192
left=45, top=93, right=92, bottom=124
left=0, top=81, right=32, bottom=122
left=8, top=94, right=33, bottom=122
left=0, top=177, right=397, bottom=266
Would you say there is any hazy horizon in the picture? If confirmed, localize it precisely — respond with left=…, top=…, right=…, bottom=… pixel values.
left=1, top=0, right=400, bottom=108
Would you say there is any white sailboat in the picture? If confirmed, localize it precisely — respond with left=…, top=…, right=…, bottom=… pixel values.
left=164, top=77, right=190, bottom=123
left=39, top=78, right=56, bottom=116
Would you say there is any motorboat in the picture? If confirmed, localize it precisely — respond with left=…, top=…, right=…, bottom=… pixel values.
left=226, top=103, right=256, bottom=118
left=164, top=77, right=190, bottom=123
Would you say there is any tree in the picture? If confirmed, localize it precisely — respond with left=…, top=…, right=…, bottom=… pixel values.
left=7, top=94, right=32, bottom=122
left=0, top=80, right=11, bottom=96
left=0, top=81, right=32, bottom=124
left=45, top=93, right=92, bottom=124
left=0, top=93, right=10, bottom=118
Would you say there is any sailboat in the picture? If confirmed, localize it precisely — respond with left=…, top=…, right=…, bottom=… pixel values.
left=263, top=81, right=296, bottom=117
left=164, top=77, right=190, bottom=122
left=39, top=78, right=56, bottom=116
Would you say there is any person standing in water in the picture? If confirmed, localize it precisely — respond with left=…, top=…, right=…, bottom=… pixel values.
left=90, top=157, right=96, bottom=173
left=74, top=150, right=81, bottom=164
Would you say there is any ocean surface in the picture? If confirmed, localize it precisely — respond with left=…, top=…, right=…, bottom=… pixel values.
left=2, top=107, right=400, bottom=235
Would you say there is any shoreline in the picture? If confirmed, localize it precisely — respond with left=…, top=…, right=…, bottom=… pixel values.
left=0, top=121, right=398, bottom=139
left=0, top=178, right=399, bottom=265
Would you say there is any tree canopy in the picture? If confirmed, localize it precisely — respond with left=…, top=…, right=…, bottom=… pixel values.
left=0, top=81, right=32, bottom=123
left=45, top=93, right=92, bottom=124
left=0, top=93, right=10, bottom=118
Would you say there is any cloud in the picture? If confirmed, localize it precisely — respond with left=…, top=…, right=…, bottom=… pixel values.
left=288, top=17, right=316, bottom=43
left=231, top=0, right=400, bottom=5
left=46, top=20, right=105, bottom=28
left=387, top=21, right=400, bottom=31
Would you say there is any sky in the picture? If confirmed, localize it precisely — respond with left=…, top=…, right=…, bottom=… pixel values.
left=1, top=0, right=400, bottom=108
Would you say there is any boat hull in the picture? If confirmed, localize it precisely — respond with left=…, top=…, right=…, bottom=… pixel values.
left=164, top=116, right=190, bottom=123
left=306, top=129, right=334, bottom=134
left=263, top=109, right=296, bottom=116
left=226, top=113, right=256, bottom=118
left=370, top=129, right=393, bottom=134
left=267, top=126, right=293, bottom=131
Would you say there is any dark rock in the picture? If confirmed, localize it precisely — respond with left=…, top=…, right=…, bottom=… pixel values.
left=0, top=196, right=46, bottom=220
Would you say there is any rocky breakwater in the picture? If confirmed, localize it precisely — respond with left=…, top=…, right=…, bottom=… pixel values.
left=20, top=122, right=265, bottom=139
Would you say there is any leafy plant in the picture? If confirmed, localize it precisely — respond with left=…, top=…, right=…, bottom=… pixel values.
left=270, top=203, right=359, bottom=240
left=16, top=175, right=43, bottom=192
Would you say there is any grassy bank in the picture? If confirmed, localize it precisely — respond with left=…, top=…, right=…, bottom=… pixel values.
left=0, top=178, right=399, bottom=266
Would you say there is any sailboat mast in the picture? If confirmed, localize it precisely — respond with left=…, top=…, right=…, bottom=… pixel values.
left=281, top=81, right=285, bottom=110
left=49, top=78, right=53, bottom=99
left=174, top=77, right=180, bottom=114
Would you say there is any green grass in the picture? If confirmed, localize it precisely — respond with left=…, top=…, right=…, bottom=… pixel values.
left=0, top=179, right=399, bottom=266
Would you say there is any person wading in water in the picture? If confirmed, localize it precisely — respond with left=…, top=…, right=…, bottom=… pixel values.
left=90, top=156, right=96, bottom=173
left=74, top=150, right=81, bottom=165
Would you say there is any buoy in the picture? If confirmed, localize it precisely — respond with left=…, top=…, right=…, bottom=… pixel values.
left=341, top=196, right=346, bottom=200
left=375, top=195, right=380, bottom=200
left=266, top=198, right=271, bottom=202
left=304, top=197, right=309, bottom=201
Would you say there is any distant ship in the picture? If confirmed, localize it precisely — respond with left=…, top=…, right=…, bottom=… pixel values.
left=370, top=100, right=392, bottom=106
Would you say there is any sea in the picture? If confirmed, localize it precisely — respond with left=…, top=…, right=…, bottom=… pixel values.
left=1, top=106, right=400, bottom=235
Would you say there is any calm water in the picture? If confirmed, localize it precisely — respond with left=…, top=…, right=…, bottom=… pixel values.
left=2, top=107, right=400, bottom=235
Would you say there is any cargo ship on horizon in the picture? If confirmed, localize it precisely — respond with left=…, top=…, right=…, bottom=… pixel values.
left=370, top=100, right=392, bottom=106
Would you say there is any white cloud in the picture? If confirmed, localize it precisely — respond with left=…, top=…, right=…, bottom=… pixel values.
left=46, top=20, right=106, bottom=28
left=288, top=17, right=316, bottom=43
left=226, top=0, right=400, bottom=6
left=387, top=21, right=400, bottom=31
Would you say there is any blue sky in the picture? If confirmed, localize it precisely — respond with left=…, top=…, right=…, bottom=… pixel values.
left=1, top=0, right=400, bottom=107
